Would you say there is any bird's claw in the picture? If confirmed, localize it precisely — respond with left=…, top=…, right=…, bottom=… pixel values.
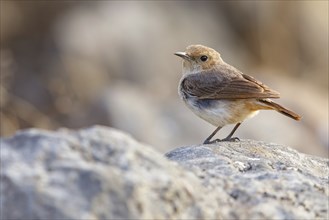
left=222, top=137, right=240, bottom=142
left=203, top=138, right=220, bottom=144
left=203, top=137, right=240, bottom=144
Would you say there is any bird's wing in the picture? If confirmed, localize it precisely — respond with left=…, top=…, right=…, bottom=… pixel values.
left=181, top=70, right=280, bottom=99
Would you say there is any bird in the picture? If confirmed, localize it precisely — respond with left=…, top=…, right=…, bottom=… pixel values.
left=175, top=44, right=301, bottom=144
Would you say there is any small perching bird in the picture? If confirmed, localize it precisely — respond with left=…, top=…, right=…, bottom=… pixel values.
left=175, top=45, right=301, bottom=144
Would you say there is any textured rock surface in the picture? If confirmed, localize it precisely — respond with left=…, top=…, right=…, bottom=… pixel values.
left=1, top=126, right=219, bottom=219
left=166, top=140, right=329, bottom=219
left=1, top=126, right=328, bottom=219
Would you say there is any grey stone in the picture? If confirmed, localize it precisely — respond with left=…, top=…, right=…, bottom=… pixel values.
left=1, top=126, right=328, bottom=219
left=1, top=126, right=220, bottom=219
left=166, top=140, right=329, bottom=219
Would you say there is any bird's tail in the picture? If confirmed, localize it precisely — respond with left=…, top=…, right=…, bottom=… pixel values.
left=259, top=99, right=301, bottom=121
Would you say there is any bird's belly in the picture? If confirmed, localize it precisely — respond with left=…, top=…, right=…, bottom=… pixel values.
left=184, top=98, right=259, bottom=127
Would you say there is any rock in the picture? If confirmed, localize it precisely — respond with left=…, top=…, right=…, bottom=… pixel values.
left=1, top=126, right=328, bottom=219
left=166, top=140, right=329, bottom=219
left=1, top=126, right=220, bottom=219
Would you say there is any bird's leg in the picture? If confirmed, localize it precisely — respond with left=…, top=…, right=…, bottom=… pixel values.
left=203, top=126, right=222, bottom=144
left=203, top=123, right=242, bottom=144
left=221, top=123, right=241, bottom=142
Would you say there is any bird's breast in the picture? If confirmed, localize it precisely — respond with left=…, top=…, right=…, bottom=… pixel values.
left=180, top=93, right=259, bottom=127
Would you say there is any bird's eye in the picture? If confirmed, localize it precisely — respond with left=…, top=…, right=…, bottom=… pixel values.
left=200, top=55, right=208, bottom=62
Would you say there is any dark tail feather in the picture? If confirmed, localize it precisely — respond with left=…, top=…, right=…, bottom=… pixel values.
left=259, top=99, right=301, bottom=121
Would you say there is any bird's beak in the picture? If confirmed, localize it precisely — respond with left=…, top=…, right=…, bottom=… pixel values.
left=174, top=52, right=191, bottom=60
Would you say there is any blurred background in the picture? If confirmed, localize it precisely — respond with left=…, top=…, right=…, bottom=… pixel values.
left=1, top=1, right=328, bottom=157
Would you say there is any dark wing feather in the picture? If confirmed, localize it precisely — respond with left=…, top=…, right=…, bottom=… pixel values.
left=181, top=70, right=280, bottom=99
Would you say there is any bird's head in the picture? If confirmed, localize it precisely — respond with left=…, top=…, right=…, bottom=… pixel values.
left=175, top=45, right=224, bottom=74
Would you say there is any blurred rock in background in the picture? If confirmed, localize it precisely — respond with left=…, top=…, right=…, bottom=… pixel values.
left=1, top=1, right=328, bottom=156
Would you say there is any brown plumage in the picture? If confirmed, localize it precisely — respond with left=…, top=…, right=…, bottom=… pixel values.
left=181, top=70, right=280, bottom=99
left=175, top=44, right=301, bottom=144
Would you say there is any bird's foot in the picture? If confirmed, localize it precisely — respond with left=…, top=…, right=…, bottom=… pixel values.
left=203, top=137, right=240, bottom=144
left=221, top=137, right=240, bottom=142
left=203, top=139, right=221, bottom=144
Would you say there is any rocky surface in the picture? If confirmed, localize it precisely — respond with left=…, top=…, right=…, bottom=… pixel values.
left=1, top=126, right=219, bottom=219
left=1, top=126, right=328, bottom=219
left=166, top=140, right=329, bottom=219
